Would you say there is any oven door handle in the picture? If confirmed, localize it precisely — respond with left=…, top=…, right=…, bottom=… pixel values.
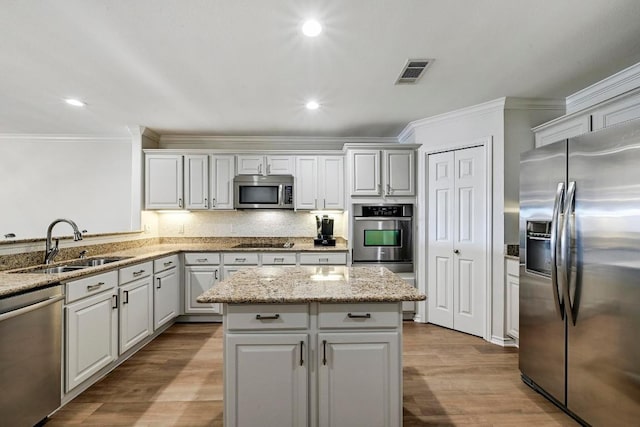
left=354, top=217, right=412, bottom=221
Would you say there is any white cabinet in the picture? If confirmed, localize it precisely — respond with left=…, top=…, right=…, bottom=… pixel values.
left=154, top=263, right=179, bottom=330
left=185, top=154, right=209, bottom=210
left=210, top=155, right=235, bottom=209
left=145, top=154, right=183, bottom=209
left=534, top=115, right=591, bottom=147
left=225, top=333, right=308, bottom=427
left=295, top=156, right=344, bottom=210
left=299, top=252, right=347, bottom=265
left=119, top=276, right=153, bottom=354
left=318, top=332, right=400, bottom=427
left=591, top=92, right=640, bottom=130
left=65, top=285, right=118, bottom=392
left=184, top=253, right=222, bottom=315
left=506, top=258, right=519, bottom=340
left=237, top=155, right=294, bottom=176
left=349, top=149, right=415, bottom=197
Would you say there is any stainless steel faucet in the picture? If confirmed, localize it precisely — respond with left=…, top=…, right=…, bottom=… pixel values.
left=44, top=219, right=83, bottom=264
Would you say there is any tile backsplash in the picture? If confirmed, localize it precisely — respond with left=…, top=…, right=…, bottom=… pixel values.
left=155, top=210, right=347, bottom=238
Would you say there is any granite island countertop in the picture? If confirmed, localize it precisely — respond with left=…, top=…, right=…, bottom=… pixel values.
left=197, top=266, right=426, bottom=304
left=0, top=241, right=348, bottom=299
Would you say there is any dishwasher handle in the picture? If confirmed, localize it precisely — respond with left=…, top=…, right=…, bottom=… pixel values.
left=0, top=295, right=64, bottom=322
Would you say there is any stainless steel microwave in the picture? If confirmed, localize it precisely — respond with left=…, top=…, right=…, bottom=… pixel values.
left=233, top=175, right=294, bottom=209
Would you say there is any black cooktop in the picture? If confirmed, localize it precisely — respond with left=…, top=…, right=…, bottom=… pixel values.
left=232, top=243, right=294, bottom=249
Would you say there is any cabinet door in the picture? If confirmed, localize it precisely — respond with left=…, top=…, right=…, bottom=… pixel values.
left=210, top=155, right=235, bottom=209
left=185, top=154, right=209, bottom=210
left=318, top=156, right=344, bottom=210
left=65, top=291, right=118, bottom=392
left=119, top=278, right=153, bottom=354
left=226, top=333, right=308, bottom=427
left=266, top=155, right=294, bottom=175
left=384, top=150, right=414, bottom=196
left=591, top=92, right=640, bottom=130
left=318, top=332, right=400, bottom=427
left=184, top=265, right=221, bottom=314
left=535, top=115, right=591, bottom=147
left=237, top=155, right=264, bottom=175
left=506, top=273, right=519, bottom=339
left=154, top=267, right=180, bottom=330
left=295, top=156, right=318, bottom=210
left=145, top=154, right=183, bottom=209
left=350, top=150, right=381, bottom=196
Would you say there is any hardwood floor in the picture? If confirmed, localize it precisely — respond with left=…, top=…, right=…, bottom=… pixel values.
left=48, top=322, right=577, bottom=426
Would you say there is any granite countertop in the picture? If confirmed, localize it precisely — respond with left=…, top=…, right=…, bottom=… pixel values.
left=197, top=266, right=426, bottom=304
left=0, top=242, right=349, bottom=299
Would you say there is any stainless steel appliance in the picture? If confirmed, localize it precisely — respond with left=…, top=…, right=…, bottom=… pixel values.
left=0, top=285, right=63, bottom=426
left=315, top=215, right=336, bottom=246
left=352, top=204, right=413, bottom=272
left=519, top=120, right=640, bottom=426
left=233, top=175, right=294, bottom=209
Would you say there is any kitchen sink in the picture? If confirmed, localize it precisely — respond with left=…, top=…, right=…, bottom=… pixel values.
left=10, top=256, right=132, bottom=274
left=232, top=243, right=295, bottom=249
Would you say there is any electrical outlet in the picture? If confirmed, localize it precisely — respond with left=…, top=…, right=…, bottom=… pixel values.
left=144, top=224, right=151, bottom=233
left=178, top=224, right=185, bottom=234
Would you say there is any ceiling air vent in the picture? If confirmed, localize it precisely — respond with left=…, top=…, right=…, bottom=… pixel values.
left=395, top=59, right=434, bottom=84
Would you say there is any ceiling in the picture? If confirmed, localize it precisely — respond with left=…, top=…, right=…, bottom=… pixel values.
left=2, top=0, right=640, bottom=139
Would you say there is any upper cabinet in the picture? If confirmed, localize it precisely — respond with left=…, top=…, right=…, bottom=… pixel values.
left=295, top=156, right=344, bottom=210
left=145, top=154, right=184, bottom=209
left=236, top=155, right=294, bottom=176
left=184, top=155, right=209, bottom=210
left=210, top=155, right=235, bottom=209
left=349, top=149, right=415, bottom=198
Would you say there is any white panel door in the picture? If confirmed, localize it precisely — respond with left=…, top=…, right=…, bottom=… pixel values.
left=385, top=150, right=415, bottom=196
left=318, top=332, right=400, bottom=427
left=185, top=154, right=209, bottom=209
left=226, top=333, right=308, bottom=427
left=295, top=156, right=318, bottom=210
left=236, top=155, right=264, bottom=175
left=318, top=156, right=344, bottom=210
left=184, top=266, right=221, bottom=314
left=452, top=146, right=486, bottom=336
left=119, top=277, right=153, bottom=354
left=145, top=154, right=183, bottom=209
left=154, top=267, right=179, bottom=330
left=266, top=155, right=295, bottom=175
left=350, top=150, right=381, bottom=196
left=210, top=155, right=235, bottom=209
left=428, top=151, right=455, bottom=329
left=428, top=146, right=486, bottom=337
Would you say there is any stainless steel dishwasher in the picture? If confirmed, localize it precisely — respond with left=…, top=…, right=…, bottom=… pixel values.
left=0, top=285, right=63, bottom=426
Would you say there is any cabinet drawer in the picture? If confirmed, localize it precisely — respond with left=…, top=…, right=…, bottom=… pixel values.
left=506, top=258, right=520, bottom=276
left=184, top=252, right=220, bottom=265
left=299, top=252, right=347, bottom=265
left=223, top=253, right=259, bottom=265
left=262, top=253, right=296, bottom=265
left=119, top=261, right=153, bottom=285
left=318, top=303, right=400, bottom=329
left=65, top=270, right=118, bottom=303
left=154, top=255, right=179, bottom=272
left=226, top=304, right=309, bottom=330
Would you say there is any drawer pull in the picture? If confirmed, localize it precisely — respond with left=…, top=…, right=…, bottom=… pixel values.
left=214, top=269, right=219, bottom=280
left=347, top=313, right=371, bottom=319
left=163, top=261, right=173, bottom=267
left=111, top=294, right=118, bottom=309
left=156, top=277, right=162, bottom=289
left=123, top=290, right=129, bottom=304
left=274, top=257, right=284, bottom=262
left=86, top=282, right=104, bottom=291
left=319, top=258, right=329, bottom=263
left=299, top=341, right=304, bottom=366
left=235, top=258, right=246, bottom=262
left=256, top=314, right=280, bottom=320
left=322, top=340, right=327, bottom=366
left=132, top=269, right=145, bottom=277
left=197, top=258, right=208, bottom=262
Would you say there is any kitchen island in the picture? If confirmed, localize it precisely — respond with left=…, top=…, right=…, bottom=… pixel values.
left=198, top=266, right=425, bottom=427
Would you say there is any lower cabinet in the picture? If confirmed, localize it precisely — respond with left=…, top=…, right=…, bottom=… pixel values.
left=225, top=334, right=308, bottom=427
left=318, top=332, right=400, bottom=427
left=154, top=266, right=180, bottom=330
left=185, top=265, right=222, bottom=314
left=506, top=258, right=519, bottom=340
left=119, top=277, right=153, bottom=354
left=224, top=302, right=402, bottom=427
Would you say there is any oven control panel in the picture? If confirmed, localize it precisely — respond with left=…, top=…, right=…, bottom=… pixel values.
left=357, top=205, right=412, bottom=217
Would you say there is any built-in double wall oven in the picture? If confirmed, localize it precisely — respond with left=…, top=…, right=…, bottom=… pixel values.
left=352, top=204, right=413, bottom=272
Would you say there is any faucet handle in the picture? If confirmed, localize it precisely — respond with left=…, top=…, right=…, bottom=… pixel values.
left=79, top=250, right=88, bottom=259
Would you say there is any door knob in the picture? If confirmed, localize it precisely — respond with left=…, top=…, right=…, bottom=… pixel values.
left=453, top=249, right=460, bottom=254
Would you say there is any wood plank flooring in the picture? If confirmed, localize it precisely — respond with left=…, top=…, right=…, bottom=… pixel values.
left=47, top=322, right=577, bottom=426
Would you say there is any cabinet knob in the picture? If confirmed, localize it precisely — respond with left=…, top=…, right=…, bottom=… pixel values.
left=454, top=249, right=460, bottom=254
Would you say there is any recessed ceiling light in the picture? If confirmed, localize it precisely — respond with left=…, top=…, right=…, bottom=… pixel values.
left=64, top=98, right=86, bottom=107
left=305, top=100, right=320, bottom=110
left=302, top=20, right=322, bottom=37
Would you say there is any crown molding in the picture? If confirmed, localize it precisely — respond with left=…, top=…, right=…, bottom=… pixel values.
left=566, top=61, right=640, bottom=115
left=158, top=135, right=397, bottom=150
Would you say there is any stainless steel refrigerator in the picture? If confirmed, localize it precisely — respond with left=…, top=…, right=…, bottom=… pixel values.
left=519, top=119, right=640, bottom=426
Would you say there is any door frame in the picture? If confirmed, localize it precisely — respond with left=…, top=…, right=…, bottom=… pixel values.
left=417, top=137, right=493, bottom=342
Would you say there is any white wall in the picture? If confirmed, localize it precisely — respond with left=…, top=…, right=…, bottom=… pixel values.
left=0, top=136, right=135, bottom=239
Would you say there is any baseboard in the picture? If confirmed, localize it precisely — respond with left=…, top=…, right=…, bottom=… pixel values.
left=491, top=335, right=518, bottom=347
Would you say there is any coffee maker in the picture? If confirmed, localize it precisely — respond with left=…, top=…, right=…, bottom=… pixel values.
left=314, top=215, right=336, bottom=246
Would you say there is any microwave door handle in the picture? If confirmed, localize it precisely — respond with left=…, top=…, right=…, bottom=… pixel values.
left=550, top=182, right=565, bottom=320
left=278, top=184, right=284, bottom=206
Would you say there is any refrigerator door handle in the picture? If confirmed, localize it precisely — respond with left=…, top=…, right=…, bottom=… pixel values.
left=560, top=180, right=577, bottom=325
left=550, top=182, right=565, bottom=320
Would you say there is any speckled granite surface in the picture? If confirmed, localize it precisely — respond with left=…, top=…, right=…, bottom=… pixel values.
left=0, top=240, right=349, bottom=298
left=197, top=266, right=426, bottom=304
